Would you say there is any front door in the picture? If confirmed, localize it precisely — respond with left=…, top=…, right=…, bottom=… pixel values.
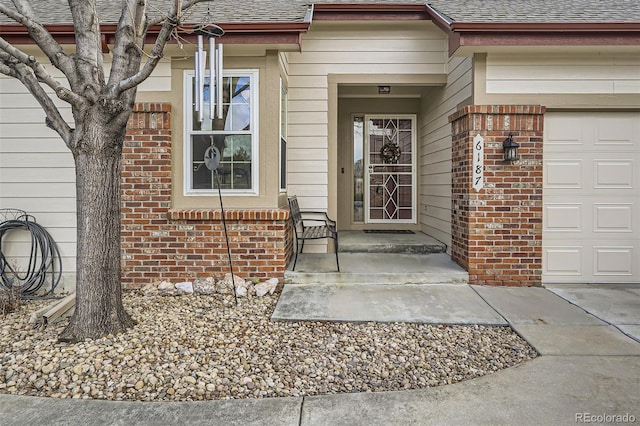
left=364, top=115, right=417, bottom=224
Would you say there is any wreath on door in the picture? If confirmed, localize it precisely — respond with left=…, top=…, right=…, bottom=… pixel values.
left=380, top=141, right=401, bottom=164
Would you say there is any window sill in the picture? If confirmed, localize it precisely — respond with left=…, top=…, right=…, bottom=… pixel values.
left=184, top=190, right=259, bottom=197
left=168, top=208, right=290, bottom=221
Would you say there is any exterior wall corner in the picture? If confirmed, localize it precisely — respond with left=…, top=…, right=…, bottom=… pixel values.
left=121, top=103, right=293, bottom=289
left=449, top=105, right=544, bottom=286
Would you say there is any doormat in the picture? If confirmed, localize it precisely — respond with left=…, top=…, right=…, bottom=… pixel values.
left=363, top=230, right=415, bottom=234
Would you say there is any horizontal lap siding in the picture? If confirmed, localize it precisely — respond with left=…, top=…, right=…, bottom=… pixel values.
left=419, top=57, right=473, bottom=250
left=0, top=60, right=171, bottom=290
left=286, top=21, right=447, bottom=220
left=133, top=61, right=171, bottom=92
left=0, top=70, right=76, bottom=290
left=486, top=54, right=640, bottom=94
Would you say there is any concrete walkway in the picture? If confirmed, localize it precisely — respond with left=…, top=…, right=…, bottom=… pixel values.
left=272, top=283, right=507, bottom=325
left=546, top=283, right=640, bottom=342
left=1, top=284, right=639, bottom=425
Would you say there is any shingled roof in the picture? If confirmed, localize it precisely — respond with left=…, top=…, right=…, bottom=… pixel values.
left=427, top=0, right=640, bottom=23
left=0, top=0, right=311, bottom=24
left=1, top=0, right=639, bottom=25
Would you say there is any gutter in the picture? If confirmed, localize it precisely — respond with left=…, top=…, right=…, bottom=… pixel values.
left=312, top=3, right=430, bottom=21
left=424, top=3, right=640, bottom=55
left=0, top=21, right=311, bottom=47
left=450, top=22, right=640, bottom=32
left=424, top=3, right=458, bottom=55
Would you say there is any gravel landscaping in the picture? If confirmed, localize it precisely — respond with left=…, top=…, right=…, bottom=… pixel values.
left=0, top=289, right=537, bottom=401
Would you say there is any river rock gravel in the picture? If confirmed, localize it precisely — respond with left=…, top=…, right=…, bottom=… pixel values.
left=0, top=291, right=537, bottom=401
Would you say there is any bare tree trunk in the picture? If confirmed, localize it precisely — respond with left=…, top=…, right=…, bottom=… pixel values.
left=59, top=115, right=134, bottom=342
left=1, top=0, right=206, bottom=342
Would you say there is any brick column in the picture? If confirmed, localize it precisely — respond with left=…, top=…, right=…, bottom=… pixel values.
left=121, top=103, right=292, bottom=289
left=450, top=105, right=544, bottom=286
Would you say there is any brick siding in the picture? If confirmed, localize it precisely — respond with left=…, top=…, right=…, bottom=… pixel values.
left=450, top=105, right=545, bottom=286
left=121, top=103, right=292, bottom=289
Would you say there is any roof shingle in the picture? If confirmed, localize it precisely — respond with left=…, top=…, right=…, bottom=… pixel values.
left=1, top=0, right=638, bottom=25
left=427, top=0, right=640, bottom=23
left=0, top=1, right=312, bottom=25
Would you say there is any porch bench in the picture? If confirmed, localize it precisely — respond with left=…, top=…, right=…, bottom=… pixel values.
left=288, top=196, right=340, bottom=272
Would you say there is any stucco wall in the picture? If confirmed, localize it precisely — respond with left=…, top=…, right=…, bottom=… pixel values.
left=169, top=53, right=283, bottom=210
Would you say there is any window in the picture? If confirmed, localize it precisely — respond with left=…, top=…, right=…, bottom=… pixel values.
left=353, top=115, right=364, bottom=222
left=280, top=78, right=288, bottom=192
left=184, top=69, right=259, bottom=194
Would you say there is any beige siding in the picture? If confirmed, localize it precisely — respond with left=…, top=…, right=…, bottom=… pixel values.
left=418, top=57, right=473, bottom=249
left=286, top=21, right=447, bottom=214
left=486, top=53, right=640, bottom=94
left=0, top=58, right=171, bottom=291
left=135, top=60, right=171, bottom=92
left=0, top=72, right=76, bottom=291
left=102, top=60, right=172, bottom=93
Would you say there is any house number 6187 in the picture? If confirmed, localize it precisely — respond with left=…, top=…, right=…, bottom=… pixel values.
left=472, top=134, right=484, bottom=191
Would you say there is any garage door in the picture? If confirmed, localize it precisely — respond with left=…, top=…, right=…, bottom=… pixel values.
left=543, top=112, right=640, bottom=283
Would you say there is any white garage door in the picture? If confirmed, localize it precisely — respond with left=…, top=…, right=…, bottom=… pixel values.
left=543, top=112, right=640, bottom=283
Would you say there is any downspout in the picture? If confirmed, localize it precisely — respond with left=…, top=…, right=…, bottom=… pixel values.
left=425, top=3, right=452, bottom=26
left=305, top=4, right=314, bottom=25
left=297, top=4, right=313, bottom=52
left=424, top=3, right=459, bottom=56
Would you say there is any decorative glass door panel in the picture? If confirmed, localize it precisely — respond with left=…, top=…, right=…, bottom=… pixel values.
left=365, top=116, right=416, bottom=224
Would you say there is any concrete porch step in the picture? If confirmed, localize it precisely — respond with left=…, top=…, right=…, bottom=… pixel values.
left=338, top=230, right=446, bottom=254
left=284, top=253, right=468, bottom=285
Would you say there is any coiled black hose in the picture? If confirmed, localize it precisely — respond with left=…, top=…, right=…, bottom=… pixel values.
left=0, top=210, right=62, bottom=296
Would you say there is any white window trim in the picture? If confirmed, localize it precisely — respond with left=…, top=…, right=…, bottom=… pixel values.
left=279, top=77, right=287, bottom=193
left=183, top=69, right=260, bottom=196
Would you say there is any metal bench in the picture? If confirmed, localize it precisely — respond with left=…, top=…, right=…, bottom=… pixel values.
left=288, top=196, right=340, bottom=272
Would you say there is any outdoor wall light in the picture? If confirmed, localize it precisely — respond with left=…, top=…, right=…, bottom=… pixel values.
left=502, top=134, right=519, bottom=162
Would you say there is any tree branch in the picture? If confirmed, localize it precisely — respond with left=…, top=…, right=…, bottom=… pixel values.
left=0, top=1, right=78, bottom=84
left=68, top=0, right=104, bottom=102
left=110, top=0, right=210, bottom=97
left=109, top=16, right=177, bottom=96
left=0, top=38, right=85, bottom=109
left=0, top=57, right=73, bottom=146
left=106, top=0, right=147, bottom=96
left=146, top=0, right=209, bottom=27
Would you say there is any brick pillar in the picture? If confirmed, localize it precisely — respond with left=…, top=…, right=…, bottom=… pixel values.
left=121, top=103, right=292, bottom=289
left=121, top=103, right=173, bottom=288
left=450, top=105, right=545, bottom=286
